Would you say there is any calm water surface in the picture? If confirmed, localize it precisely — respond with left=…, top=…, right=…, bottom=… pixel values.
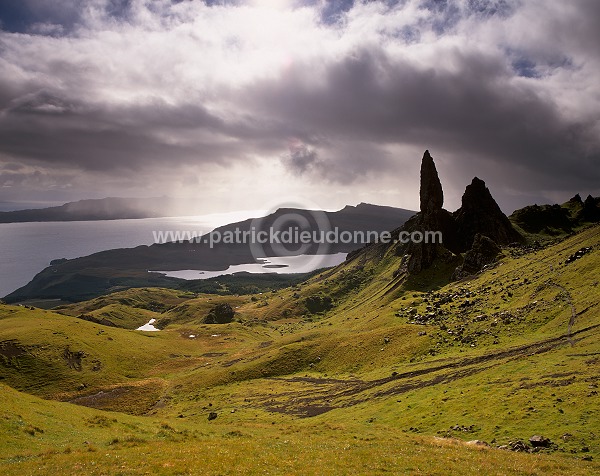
left=155, top=253, right=348, bottom=279
left=0, top=211, right=262, bottom=298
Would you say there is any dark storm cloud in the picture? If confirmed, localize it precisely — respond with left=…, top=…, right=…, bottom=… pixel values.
left=0, top=90, right=277, bottom=171
left=8, top=91, right=79, bottom=115
left=284, top=142, right=320, bottom=174
left=0, top=0, right=599, bottom=208
left=0, top=163, right=24, bottom=171
left=0, top=107, right=243, bottom=172
left=0, top=89, right=322, bottom=174
left=239, top=46, right=600, bottom=190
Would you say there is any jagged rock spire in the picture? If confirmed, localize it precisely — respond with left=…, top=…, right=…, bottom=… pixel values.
left=419, top=150, right=443, bottom=214
left=460, top=177, right=500, bottom=213
left=453, top=177, right=522, bottom=250
left=569, top=193, right=583, bottom=204
left=406, top=151, right=521, bottom=276
left=405, top=150, right=454, bottom=273
left=583, top=194, right=600, bottom=222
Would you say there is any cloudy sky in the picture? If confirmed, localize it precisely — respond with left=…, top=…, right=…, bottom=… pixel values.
left=0, top=0, right=599, bottom=214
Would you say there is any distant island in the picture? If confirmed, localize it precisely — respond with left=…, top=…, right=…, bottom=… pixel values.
left=0, top=197, right=207, bottom=223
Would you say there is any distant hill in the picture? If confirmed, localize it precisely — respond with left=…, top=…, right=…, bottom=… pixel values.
left=0, top=197, right=201, bottom=223
left=509, top=193, right=600, bottom=238
left=4, top=203, right=415, bottom=302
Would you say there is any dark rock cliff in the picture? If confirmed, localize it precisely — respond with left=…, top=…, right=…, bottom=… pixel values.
left=403, top=151, right=522, bottom=276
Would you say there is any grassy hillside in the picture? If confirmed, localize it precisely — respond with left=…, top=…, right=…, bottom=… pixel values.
left=4, top=382, right=596, bottom=475
left=1, top=224, right=599, bottom=474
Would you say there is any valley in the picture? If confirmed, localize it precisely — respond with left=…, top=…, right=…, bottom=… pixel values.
left=1, top=221, right=599, bottom=474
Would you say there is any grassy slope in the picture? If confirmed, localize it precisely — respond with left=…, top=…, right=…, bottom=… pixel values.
left=1, top=383, right=596, bottom=475
left=1, top=225, right=599, bottom=474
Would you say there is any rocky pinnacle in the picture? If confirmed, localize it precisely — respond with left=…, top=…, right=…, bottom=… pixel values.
left=419, top=150, right=444, bottom=214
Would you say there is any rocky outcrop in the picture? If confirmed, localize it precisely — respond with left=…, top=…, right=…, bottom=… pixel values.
left=204, top=303, right=235, bottom=324
left=509, top=192, right=600, bottom=234
left=452, top=234, right=501, bottom=280
left=565, top=247, right=593, bottom=265
left=420, top=150, right=443, bottom=214
left=453, top=177, right=522, bottom=251
left=403, top=151, right=522, bottom=276
left=405, top=151, right=457, bottom=273
left=63, top=347, right=86, bottom=371
left=582, top=195, right=600, bottom=222
left=508, top=203, right=573, bottom=235
left=405, top=214, right=455, bottom=274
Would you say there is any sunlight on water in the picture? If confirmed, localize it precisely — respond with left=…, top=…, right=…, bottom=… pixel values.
left=154, top=253, right=347, bottom=280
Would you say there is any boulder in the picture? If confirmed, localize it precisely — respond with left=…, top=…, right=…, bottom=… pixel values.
left=565, top=247, right=593, bottom=264
left=508, top=440, right=529, bottom=452
left=529, top=435, right=552, bottom=448
left=204, top=303, right=235, bottom=324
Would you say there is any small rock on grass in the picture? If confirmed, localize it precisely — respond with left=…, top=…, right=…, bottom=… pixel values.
left=466, top=440, right=489, bottom=447
left=529, top=435, right=552, bottom=448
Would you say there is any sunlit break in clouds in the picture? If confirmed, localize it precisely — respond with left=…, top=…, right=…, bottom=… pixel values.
left=1, top=0, right=599, bottom=213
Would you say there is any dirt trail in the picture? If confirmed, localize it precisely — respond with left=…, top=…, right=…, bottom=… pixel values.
left=259, top=324, right=600, bottom=417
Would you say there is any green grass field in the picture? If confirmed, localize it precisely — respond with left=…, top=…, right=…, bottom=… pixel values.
left=1, top=225, right=599, bottom=474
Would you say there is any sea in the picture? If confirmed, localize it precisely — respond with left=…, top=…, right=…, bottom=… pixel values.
left=0, top=211, right=260, bottom=298
left=0, top=210, right=347, bottom=298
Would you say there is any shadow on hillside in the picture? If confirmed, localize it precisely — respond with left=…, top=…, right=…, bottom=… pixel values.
left=401, top=258, right=462, bottom=293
